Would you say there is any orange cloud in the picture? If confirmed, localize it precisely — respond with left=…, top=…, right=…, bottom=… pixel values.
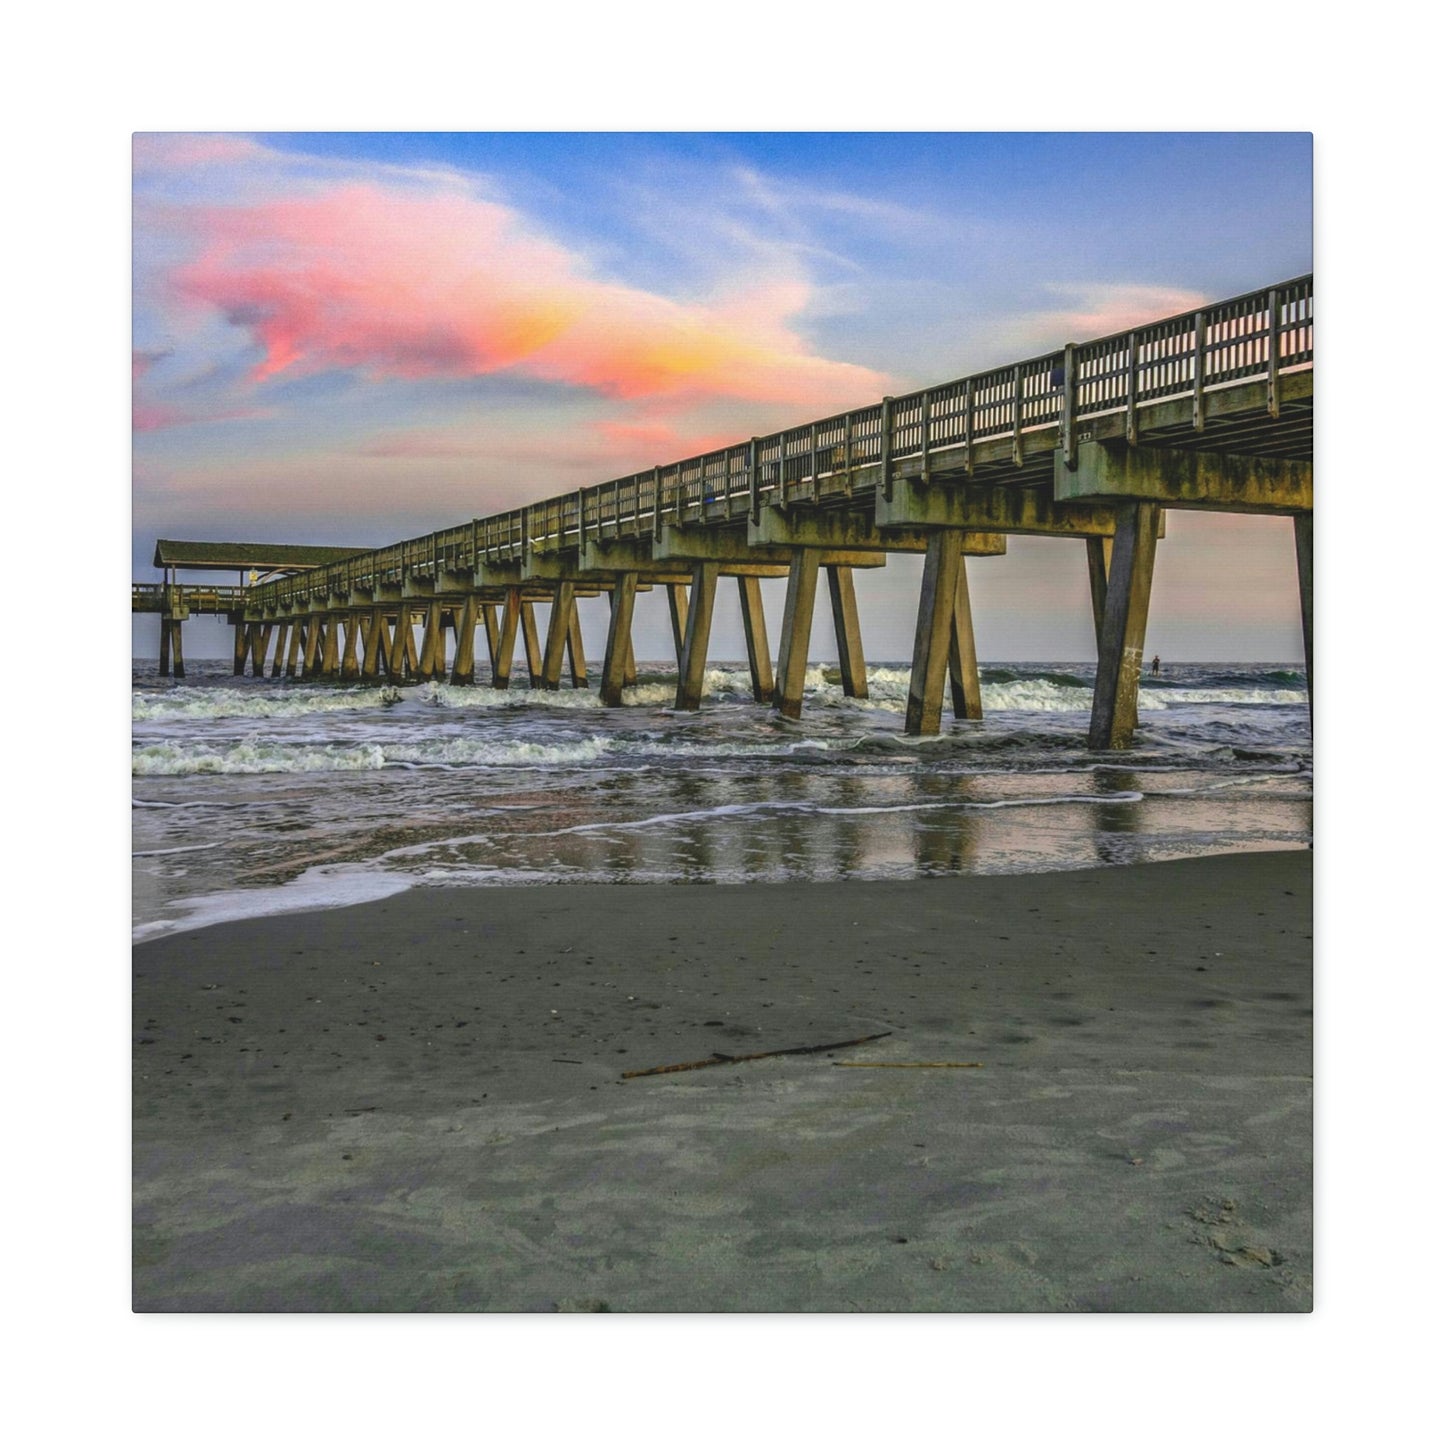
left=168, top=181, right=889, bottom=410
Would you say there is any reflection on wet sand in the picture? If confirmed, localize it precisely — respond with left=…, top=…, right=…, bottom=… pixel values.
left=1093, top=769, right=1142, bottom=866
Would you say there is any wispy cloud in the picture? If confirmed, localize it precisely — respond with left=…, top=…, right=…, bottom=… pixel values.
left=139, top=141, right=890, bottom=425
left=1020, top=283, right=1211, bottom=345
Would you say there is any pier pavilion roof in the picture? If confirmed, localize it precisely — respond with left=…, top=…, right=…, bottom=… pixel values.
left=152, top=540, right=366, bottom=573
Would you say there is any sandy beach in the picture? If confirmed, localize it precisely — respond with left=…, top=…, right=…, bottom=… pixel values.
left=132, top=850, right=1311, bottom=1312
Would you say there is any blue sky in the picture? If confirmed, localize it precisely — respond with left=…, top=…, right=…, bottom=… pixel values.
left=133, top=130, right=1312, bottom=660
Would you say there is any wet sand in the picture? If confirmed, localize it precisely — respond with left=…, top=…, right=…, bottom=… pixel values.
left=133, top=850, right=1311, bottom=1311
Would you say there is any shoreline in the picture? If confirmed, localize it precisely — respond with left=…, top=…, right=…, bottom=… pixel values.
left=132, top=840, right=1313, bottom=944
left=134, top=851, right=1312, bottom=1312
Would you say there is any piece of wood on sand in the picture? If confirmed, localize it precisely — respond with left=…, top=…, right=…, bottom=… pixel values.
left=621, top=1030, right=892, bottom=1079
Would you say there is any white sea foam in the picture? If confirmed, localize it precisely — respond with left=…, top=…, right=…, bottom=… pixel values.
left=133, top=739, right=390, bottom=775
left=133, top=865, right=417, bottom=942
left=133, top=686, right=400, bottom=722
left=1148, top=687, right=1306, bottom=706
left=382, top=735, right=616, bottom=768
left=413, top=681, right=604, bottom=711
left=131, top=732, right=618, bottom=776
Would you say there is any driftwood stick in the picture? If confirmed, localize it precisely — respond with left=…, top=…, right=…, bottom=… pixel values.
left=621, top=1030, right=892, bottom=1080
left=832, top=1061, right=983, bottom=1069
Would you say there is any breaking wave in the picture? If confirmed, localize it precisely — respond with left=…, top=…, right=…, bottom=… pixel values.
left=132, top=733, right=618, bottom=776
left=133, top=685, right=403, bottom=722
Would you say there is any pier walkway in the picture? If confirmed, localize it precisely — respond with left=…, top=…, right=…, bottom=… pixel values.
left=139, top=277, right=1312, bottom=747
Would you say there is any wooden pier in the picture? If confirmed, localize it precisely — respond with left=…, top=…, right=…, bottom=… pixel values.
left=137, top=277, right=1312, bottom=746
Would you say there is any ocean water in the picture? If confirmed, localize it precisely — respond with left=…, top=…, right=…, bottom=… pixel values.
left=131, top=658, right=1312, bottom=940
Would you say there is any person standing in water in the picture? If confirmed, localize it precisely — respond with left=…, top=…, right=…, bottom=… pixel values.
left=1150, top=655, right=1161, bottom=676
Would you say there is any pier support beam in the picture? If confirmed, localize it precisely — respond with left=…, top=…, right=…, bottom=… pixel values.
left=493, top=590, right=521, bottom=689
left=601, top=573, right=639, bottom=707
left=738, top=575, right=773, bottom=704
left=878, top=477, right=1116, bottom=537
left=159, top=615, right=186, bottom=679
left=520, top=602, right=543, bottom=688
left=320, top=614, right=341, bottom=679
left=387, top=607, right=409, bottom=680
left=481, top=603, right=501, bottom=682
left=450, top=596, right=478, bottom=684
left=303, top=615, right=324, bottom=677
left=1295, top=513, right=1312, bottom=716
left=340, top=614, right=361, bottom=680
left=1056, top=440, right=1312, bottom=515
left=232, top=624, right=247, bottom=676
left=623, top=621, right=638, bottom=688
left=667, top=584, right=689, bottom=670
left=566, top=599, right=589, bottom=687
left=286, top=620, right=306, bottom=678
left=361, top=609, right=387, bottom=680
left=905, top=531, right=963, bottom=736
left=402, top=615, right=420, bottom=678
left=675, top=562, right=719, bottom=711
left=826, top=565, right=868, bottom=700
left=269, top=622, right=290, bottom=679
left=541, top=583, right=576, bottom=690
left=1086, top=537, right=1113, bottom=654
left=1088, top=502, right=1162, bottom=750
left=418, top=602, right=443, bottom=681
left=248, top=623, right=272, bottom=677
left=947, top=559, right=982, bottom=720
left=775, top=549, right=822, bottom=720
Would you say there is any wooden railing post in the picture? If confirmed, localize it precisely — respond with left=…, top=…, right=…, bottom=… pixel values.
left=1060, top=343, right=1077, bottom=470
left=1267, top=288, right=1280, bottom=419
left=880, top=396, right=894, bottom=502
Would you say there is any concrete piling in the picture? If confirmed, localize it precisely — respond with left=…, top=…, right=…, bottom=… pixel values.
left=826, top=565, right=868, bottom=700
left=905, top=531, right=963, bottom=736
left=737, top=575, right=773, bottom=705
left=566, top=598, right=589, bottom=687
left=541, top=583, right=576, bottom=690
left=602, top=573, right=639, bottom=707
left=675, top=562, right=719, bottom=711
left=450, top=596, right=478, bottom=685
left=775, top=550, right=821, bottom=720
left=1086, top=536, right=1113, bottom=654
left=1088, top=502, right=1161, bottom=750
left=667, top=584, right=689, bottom=670
left=947, top=558, right=982, bottom=720
left=520, top=602, right=543, bottom=688
left=493, top=590, right=521, bottom=689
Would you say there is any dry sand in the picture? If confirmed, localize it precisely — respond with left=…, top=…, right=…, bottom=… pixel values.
left=133, top=850, right=1311, bottom=1312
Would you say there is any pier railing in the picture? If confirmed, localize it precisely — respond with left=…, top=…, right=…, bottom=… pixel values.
left=247, top=275, right=1312, bottom=612
left=132, top=583, right=249, bottom=614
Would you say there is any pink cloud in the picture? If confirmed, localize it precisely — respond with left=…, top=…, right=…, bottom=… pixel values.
left=1030, top=284, right=1210, bottom=342
left=168, top=182, right=890, bottom=409
left=589, top=417, right=736, bottom=462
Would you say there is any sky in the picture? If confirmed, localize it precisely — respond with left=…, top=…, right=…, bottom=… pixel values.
left=132, top=131, right=1313, bottom=662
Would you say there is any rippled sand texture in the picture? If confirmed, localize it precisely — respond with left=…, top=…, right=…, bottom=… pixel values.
left=133, top=852, right=1312, bottom=1312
